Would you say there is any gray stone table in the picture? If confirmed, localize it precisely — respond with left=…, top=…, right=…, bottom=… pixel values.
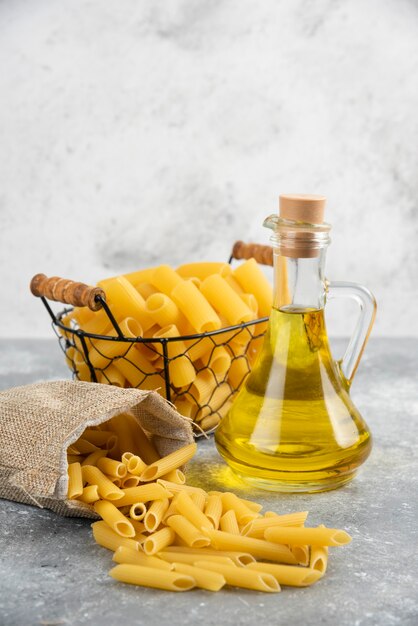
left=0, top=338, right=417, bottom=626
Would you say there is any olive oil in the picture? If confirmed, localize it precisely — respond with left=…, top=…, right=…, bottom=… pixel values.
left=215, top=308, right=372, bottom=492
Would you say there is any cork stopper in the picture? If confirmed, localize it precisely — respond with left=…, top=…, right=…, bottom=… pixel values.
left=279, top=194, right=326, bottom=224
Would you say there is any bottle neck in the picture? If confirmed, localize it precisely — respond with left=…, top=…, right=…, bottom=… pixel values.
left=273, top=249, right=327, bottom=312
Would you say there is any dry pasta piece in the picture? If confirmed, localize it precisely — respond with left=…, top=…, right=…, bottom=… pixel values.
left=176, top=262, right=232, bottom=280
left=67, top=462, right=83, bottom=499
left=233, top=258, right=273, bottom=317
left=194, top=561, right=280, bottom=593
left=94, top=501, right=136, bottom=538
left=91, top=521, right=141, bottom=552
left=158, top=551, right=236, bottom=567
left=247, top=563, right=322, bottom=587
left=134, top=282, right=158, bottom=299
left=150, top=265, right=183, bottom=295
left=98, top=366, right=126, bottom=388
left=219, top=510, right=240, bottom=535
left=143, top=527, right=175, bottom=555
left=238, top=498, right=263, bottom=513
left=97, top=457, right=127, bottom=479
left=129, top=502, right=147, bottom=521
left=171, top=280, right=221, bottom=333
left=161, top=469, right=186, bottom=485
left=72, top=439, right=100, bottom=455
left=189, top=491, right=206, bottom=511
left=81, top=450, right=108, bottom=467
left=78, top=485, right=100, bottom=504
left=81, top=429, right=116, bottom=448
left=204, top=495, right=223, bottom=530
left=241, top=512, right=308, bottom=537
left=113, top=483, right=172, bottom=507
left=203, top=529, right=297, bottom=564
left=172, top=562, right=226, bottom=592
left=123, top=267, right=155, bottom=286
left=109, top=563, right=195, bottom=592
left=88, top=318, right=143, bottom=369
left=152, top=324, right=196, bottom=387
left=228, top=357, right=250, bottom=391
left=144, top=499, right=170, bottom=533
left=145, top=293, right=187, bottom=330
left=126, top=455, right=147, bottom=476
left=155, top=546, right=255, bottom=567
left=121, top=475, right=140, bottom=488
left=157, top=480, right=206, bottom=497
left=309, top=525, right=329, bottom=575
left=166, top=515, right=210, bottom=549
left=81, top=466, right=124, bottom=501
left=112, top=546, right=173, bottom=571
left=174, top=491, right=213, bottom=531
left=131, top=423, right=160, bottom=464
left=79, top=308, right=112, bottom=336
left=264, top=526, right=352, bottom=547
left=200, top=274, right=254, bottom=325
left=220, top=493, right=259, bottom=525
left=97, top=276, right=154, bottom=331
left=140, top=443, right=197, bottom=482
left=292, top=545, right=310, bottom=566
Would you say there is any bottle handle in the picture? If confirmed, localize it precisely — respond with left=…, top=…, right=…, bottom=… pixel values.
left=327, top=281, right=377, bottom=384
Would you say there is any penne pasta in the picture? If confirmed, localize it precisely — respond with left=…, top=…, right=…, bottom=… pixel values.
left=97, top=457, right=127, bottom=479
left=145, top=293, right=187, bottom=330
left=219, top=510, right=240, bottom=535
left=154, top=546, right=255, bottom=567
left=109, top=563, right=195, bottom=592
left=67, top=462, right=83, bottom=500
left=166, top=515, right=210, bottom=549
left=159, top=551, right=236, bottom=568
left=112, top=546, right=173, bottom=571
left=81, top=429, right=116, bottom=448
left=172, top=562, right=226, bottom=592
left=78, top=485, right=100, bottom=504
left=310, top=526, right=329, bottom=575
left=97, top=276, right=154, bottom=331
left=241, top=512, right=309, bottom=537
left=94, top=501, right=136, bottom=538
left=161, top=469, right=186, bottom=485
left=140, top=443, right=197, bottom=482
left=126, top=455, right=147, bottom=476
left=171, top=280, right=221, bottom=333
left=144, top=499, right=170, bottom=533
left=204, top=495, right=223, bottom=530
left=91, top=521, right=141, bottom=552
left=113, top=483, right=172, bottom=507
left=200, top=274, right=254, bottom=325
left=292, top=545, right=310, bottom=566
left=143, top=527, right=175, bottom=555
left=150, top=265, right=183, bottom=295
left=157, top=480, right=206, bottom=497
left=81, top=465, right=124, bottom=501
left=129, top=502, right=147, bottom=521
left=194, top=561, right=280, bottom=593
left=203, top=529, right=297, bottom=564
left=81, top=449, right=108, bottom=467
left=264, top=526, right=352, bottom=547
left=174, top=492, right=213, bottom=531
left=220, top=493, right=259, bottom=525
left=121, top=475, right=140, bottom=488
left=189, top=491, right=206, bottom=511
left=98, top=365, right=126, bottom=388
left=233, top=258, right=273, bottom=317
left=176, top=262, right=232, bottom=280
left=247, top=562, right=323, bottom=587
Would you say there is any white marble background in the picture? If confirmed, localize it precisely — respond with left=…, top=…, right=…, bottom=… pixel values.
left=0, top=0, right=417, bottom=339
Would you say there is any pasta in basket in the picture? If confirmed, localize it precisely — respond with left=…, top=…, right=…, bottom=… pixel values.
left=64, top=260, right=274, bottom=432
left=67, top=413, right=352, bottom=593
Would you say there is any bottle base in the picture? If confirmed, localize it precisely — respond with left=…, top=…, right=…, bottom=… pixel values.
left=231, top=469, right=358, bottom=493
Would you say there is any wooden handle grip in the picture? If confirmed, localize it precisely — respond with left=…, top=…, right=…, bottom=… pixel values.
left=231, top=241, right=273, bottom=266
left=30, top=274, right=105, bottom=311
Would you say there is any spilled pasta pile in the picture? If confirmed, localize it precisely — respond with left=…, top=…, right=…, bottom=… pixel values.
left=68, top=414, right=351, bottom=593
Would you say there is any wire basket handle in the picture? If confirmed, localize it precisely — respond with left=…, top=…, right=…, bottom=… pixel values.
left=230, top=241, right=273, bottom=266
left=30, top=274, right=105, bottom=311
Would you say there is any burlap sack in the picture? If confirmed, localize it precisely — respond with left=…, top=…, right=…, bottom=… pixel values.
left=0, top=380, right=194, bottom=518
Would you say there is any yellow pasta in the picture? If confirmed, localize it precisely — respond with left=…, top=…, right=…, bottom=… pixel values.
left=152, top=324, right=196, bottom=387
left=112, top=546, right=173, bottom=571
left=81, top=449, right=108, bottom=467
left=97, top=457, right=127, bottom=479
left=203, top=529, right=297, bottom=564
left=157, top=546, right=255, bottom=567
left=129, top=502, right=147, bottom=521
left=233, top=258, right=273, bottom=317
left=97, top=276, right=154, bottom=331
left=144, top=499, right=170, bottom=533
left=219, top=510, right=240, bottom=535
left=109, top=563, right=195, bottom=592
left=78, top=485, right=100, bottom=504
left=171, top=280, right=221, bottom=333
left=187, top=370, right=217, bottom=406
left=156, top=480, right=206, bottom=497
left=123, top=267, right=155, bottom=286
left=310, top=543, right=329, bottom=575
left=160, top=469, right=186, bottom=485
left=189, top=491, right=206, bottom=511
left=264, top=526, right=352, bottom=547
left=194, top=561, right=280, bottom=593
left=200, top=415, right=221, bottom=432
left=227, top=357, right=250, bottom=390
left=200, top=274, right=254, bottom=325
left=134, top=282, right=158, bottom=299
left=94, top=501, right=136, bottom=538
left=81, top=429, right=117, bottom=450
left=98, top=366, right=125, bottom=388
left=81, top=465, right=124, bottom=501
left=200, top=346, right=231, bottom=381
left=126, top=455, right=147, bottom=476
left=140, top=443, right=197, bottom=482
left=241, top=511, right=308, bottom=537
left=204, top=495, right=223, bottom=530
left=220, top=493, right=259, bottom=525
left=292, top=545, right=310, bottom=566
left=143, top=527, right=175, bottom=555
left=145, top=293, right=187, bottom=330
left=247, top=562, right=323, bottom=587
left=150, top=265, right=183, bottom=295
left=159, top=551, right=235, bottom=567
left=113, top=483, right=172, bottom=507
left=166, top=515, right=210, bottom=549
left=172, top=562, right=226, bottom=592
left=67, top=462, right=83, bottom=499
left=88, top=318, right=143, bottom=369
left=91, top=521, right=141, bottom=553
left=174, top=492, right=213, bottom=531
left=130, top=423, right=160, bottom=464
left=176, top=262, right=232, bottom=280
left=240, top=293, right=258, bottom=316
left=121, top=475, right=140, bottom=488
left=71, top=439, right=100, bottom=455
left=78, top=308, right=112, bottom=337
left=113, top=355, right=157, bottom=390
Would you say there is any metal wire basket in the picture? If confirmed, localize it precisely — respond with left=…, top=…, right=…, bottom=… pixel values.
left=30, top=241, right=273, bottom=434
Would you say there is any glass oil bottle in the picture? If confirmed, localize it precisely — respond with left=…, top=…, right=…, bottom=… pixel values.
left=215, top=195, right=376, bottom=492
